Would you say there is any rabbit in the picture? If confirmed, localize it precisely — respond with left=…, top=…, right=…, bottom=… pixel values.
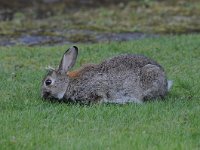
left=41, top=46, right=172, bottom=104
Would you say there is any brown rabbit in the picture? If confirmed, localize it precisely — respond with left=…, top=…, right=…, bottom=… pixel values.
left=41, top=46, right=172, bottom=104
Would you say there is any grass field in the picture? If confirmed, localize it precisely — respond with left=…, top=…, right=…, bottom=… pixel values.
left=0, top=34, right=200, bottom=149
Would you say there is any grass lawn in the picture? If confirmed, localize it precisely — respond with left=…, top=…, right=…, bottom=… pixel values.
left=0, top=34, right=200, bottom=149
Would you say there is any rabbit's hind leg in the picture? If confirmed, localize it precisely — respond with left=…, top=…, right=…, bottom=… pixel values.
left=140, top=64, right=168, bottom=101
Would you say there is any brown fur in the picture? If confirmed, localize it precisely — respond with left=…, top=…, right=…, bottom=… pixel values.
left=67, top=64, right=97, bottom=78
left=67, top=70, right=80, bottom=78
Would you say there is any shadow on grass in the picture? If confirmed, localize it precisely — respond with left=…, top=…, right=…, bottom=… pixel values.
left=41, top=96, right=173, bottom=107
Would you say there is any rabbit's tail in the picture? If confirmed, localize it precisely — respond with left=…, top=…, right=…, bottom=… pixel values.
left=167, top=80, right=173, bottom=91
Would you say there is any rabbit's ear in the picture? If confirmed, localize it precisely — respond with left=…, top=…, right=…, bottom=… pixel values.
left=58, top=46, right=78, bottom=74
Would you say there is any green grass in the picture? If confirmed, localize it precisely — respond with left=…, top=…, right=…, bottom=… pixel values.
left=0, top=34, right=200, bottom=149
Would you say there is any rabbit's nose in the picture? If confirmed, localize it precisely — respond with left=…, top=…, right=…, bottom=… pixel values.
left=43, top=91, right=51, bottom=98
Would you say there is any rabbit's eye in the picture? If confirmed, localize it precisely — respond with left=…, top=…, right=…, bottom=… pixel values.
left=45, top=79, right=52, bottom=86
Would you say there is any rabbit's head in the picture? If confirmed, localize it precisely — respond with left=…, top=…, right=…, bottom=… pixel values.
left=41, top=46, right=78, bottom=100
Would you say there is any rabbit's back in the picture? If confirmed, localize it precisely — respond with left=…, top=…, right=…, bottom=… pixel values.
left=99, top=54, right=163, bottom=73
left=69, top=54, right=163, bottom=78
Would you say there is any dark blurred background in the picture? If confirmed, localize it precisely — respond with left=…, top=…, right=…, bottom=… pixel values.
left=0, top=0, right=199, bottom=46
left=0, top=0, right=129, bottom=20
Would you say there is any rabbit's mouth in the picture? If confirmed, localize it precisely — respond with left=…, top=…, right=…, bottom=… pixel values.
left=42, top=91, right=52, bottom=99
left=41, top=90, right=65, bottom=101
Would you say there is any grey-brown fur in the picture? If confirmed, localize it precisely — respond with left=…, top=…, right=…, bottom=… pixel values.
left=41, top=46, right=172, bottom=104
